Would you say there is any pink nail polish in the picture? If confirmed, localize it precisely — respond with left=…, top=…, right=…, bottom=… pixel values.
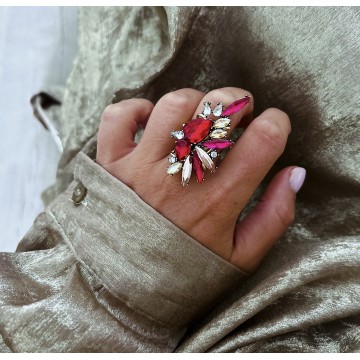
left=289, top=167, right=306, bottom=193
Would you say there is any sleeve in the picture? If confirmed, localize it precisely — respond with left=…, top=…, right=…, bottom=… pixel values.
left=0, top=152, right=248, bottom=353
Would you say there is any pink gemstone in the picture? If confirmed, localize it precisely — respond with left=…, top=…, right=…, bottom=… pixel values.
left=222, top=96, right=251, bottom=117
left=192, top=151, right=204, bottom=183
left=183, top=118, right=213, bottom=143
left=202, top=139, right=233, bottom=150
left=174, top=139, right=191, bottom=160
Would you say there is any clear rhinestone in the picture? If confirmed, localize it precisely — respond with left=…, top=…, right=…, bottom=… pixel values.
left=213, top=117, right=231, bottom=129
left=202, top=102, right=212, bottom=117
left=171, top=130, right=184, bottom=140
left=181, top=156, right=192, bottom=186
left=195, top=146, right=215, bottom=172
left=167, top=162, right=183, bottom=175
left=212, top=103, right=223, bottom=117
left=210, top=129, right=227, bottom=139
left=168, top=152, right=177, bottom=163
left=210, top=151, right=218, bottom=158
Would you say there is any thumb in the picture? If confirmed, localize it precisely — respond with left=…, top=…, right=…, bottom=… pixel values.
left=230, top=166, right=306, bottom=273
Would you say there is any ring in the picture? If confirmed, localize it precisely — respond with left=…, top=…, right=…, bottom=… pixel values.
left=167, top=95, right=251, bottom=186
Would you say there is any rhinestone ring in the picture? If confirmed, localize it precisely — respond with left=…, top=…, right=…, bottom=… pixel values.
left=167, top=95, right=251, bottom=186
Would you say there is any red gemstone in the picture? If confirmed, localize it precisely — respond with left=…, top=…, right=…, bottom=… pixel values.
left=183, top=118, right=212, bottom=143
left=192, top=151, right=204, bottom=183
left=174, top=139, right=191, bottom=160
left=202, top=139, right=233, bottom=150
left=222, top=96, right=251, bottom=117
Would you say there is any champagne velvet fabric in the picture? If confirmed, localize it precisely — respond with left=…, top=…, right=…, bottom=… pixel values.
left=0, top=153, right=247, bottom=352
left=1, top=6, right=360, bottom=352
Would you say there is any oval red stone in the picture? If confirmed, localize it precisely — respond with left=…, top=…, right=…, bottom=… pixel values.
left=192, top=151, right=204, bottom=183
left=183, top=118, right=212, bottom=143
left=174, top=139, right=191, bottom=160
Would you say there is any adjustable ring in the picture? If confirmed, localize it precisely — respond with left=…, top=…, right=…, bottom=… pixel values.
left=167, top=95, right=251, bottom=186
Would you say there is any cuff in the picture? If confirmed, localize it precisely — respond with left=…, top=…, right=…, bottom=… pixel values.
left=50, top=152, right=248, bottom=328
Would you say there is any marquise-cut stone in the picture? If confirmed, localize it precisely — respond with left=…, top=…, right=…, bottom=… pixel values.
left=202, top=139, right=233, bottom=150
left=167, top=162, right=183, bottom=175
left=222, top=96, right=251, bottom=117
left=210, top=129, right=227, bottom=139
left=203, top=102, right=212, bottom=116
left=212, top=103, right=223, bottom=117
left=195, top=146, right=215, bottom=172
left=171, top=130, right=184, bottom=140
left=213, top=117, right=231, bottom=129
left=183, top=118, right=212, bottom=143
left=175, top=139, right=191, bottom=160
left=181, top=156, right=192, bottom=186
left=193, top=151, right=204, bottom=183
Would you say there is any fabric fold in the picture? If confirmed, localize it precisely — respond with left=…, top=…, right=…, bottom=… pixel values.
left=49, top=152, right=248, bottom=328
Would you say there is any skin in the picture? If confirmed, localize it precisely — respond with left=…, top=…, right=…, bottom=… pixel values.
left=96, top=87, right=298, bottom=274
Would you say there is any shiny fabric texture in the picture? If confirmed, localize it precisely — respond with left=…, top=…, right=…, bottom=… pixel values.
left=2, top=6, right=360, bottom=352
left=0, top=153, right=247, bottom=352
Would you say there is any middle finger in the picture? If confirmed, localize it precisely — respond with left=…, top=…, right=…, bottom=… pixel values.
left=213, top=107, right=291, bottom=209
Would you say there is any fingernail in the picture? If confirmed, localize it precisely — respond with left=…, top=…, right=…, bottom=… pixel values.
left=289, top=167, right=306, bottom=193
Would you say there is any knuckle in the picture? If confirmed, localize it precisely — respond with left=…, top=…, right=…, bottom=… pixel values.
left=207, top=88, right=234, bottom=100
left=223, top=87, right=253, bottom=100
left=262, top=108, right=291, bottom=134
left=101, top=104, right=118, bottom=121
left=205, top=188, right=224, bottom=208
left=101, top=99, right=153, bottom=122
left=275, top=203, right=295, bottom=229
left=207, top=88, right=253, bottom=103
left=252, top=117, right=287, bottom=152
left=101, top=101, right=130, bottom=121
left=205, top=179, right=234, bottom=210
left=159, top=89, right=196, bottom=110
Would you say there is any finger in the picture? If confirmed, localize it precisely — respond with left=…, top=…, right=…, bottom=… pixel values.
left=230, top=166, right=306, bottom=272
left=191, top=87, right=254, bottom=133
left=96, top=99, right=154, bottom=164
left=137, top=88, right=204, bottom=160
left=214, top=108, right=291, bottom=207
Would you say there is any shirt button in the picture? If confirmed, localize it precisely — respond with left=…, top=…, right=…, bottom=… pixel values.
left=72, top=182, right=87, bottom=205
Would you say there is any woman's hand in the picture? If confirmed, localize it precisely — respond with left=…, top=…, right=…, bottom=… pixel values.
left=96, top=88, right=306, bottom=273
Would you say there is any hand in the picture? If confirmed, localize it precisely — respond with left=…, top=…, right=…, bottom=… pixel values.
left=96, top=88, right=306, bottom=273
